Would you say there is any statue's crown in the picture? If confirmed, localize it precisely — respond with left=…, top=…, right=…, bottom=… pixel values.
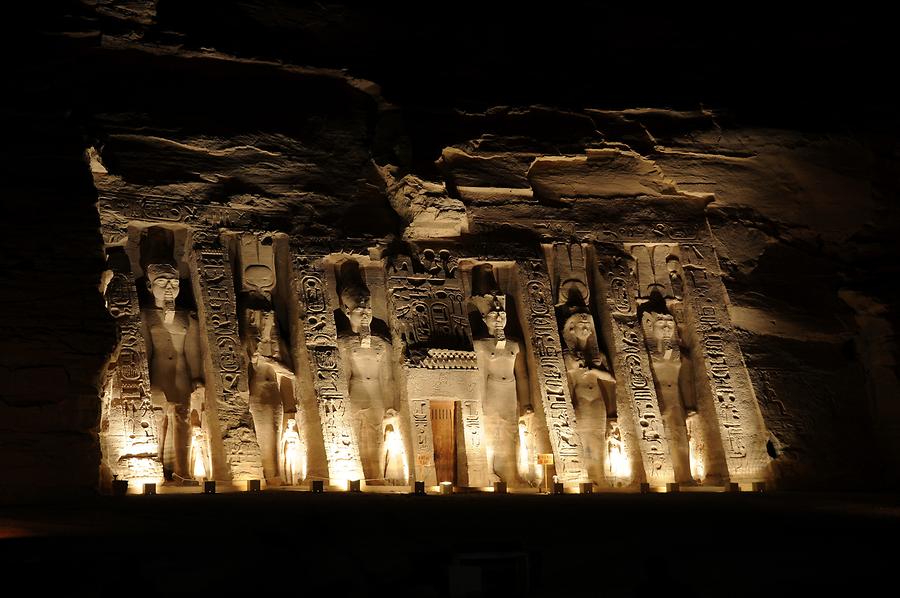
left=472, top=292, right=506, bottom=316
left=146, top=263, right=178, bottom=280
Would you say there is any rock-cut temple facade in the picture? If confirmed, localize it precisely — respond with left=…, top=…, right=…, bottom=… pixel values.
left=96, top=180, right=774, bottom=492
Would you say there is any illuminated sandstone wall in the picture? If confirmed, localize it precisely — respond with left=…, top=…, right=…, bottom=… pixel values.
left=3, top=3, right=898, bottom=500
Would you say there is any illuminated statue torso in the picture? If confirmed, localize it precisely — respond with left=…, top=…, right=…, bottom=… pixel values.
left=345, top=335, right=390, bottom=408
left=474, top=337, right=520, bottom=401
left=562, top=313, right=615, bottom=418
left=144, top=309, right=194, bottom=405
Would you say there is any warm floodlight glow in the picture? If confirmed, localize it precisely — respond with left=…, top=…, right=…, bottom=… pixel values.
left=300, top=451, right=308, bottom=484
left=517, top=422, right=531, bottom=480
left=689, top=438, right=705, bottom=482
left=606, top=422, right=630, bottom=483
left=383, top=424, right=409, bottom=484
left=191, top=438, right=207, bottom=481
left=607, top=445, right=630, bottom=481
left=687, top=414, right=706, bottom=483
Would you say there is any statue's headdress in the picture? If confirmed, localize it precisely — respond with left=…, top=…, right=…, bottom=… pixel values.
left=337, top=260, right=370, bottom=312
left=146, top=263, right=178, bottom=280
left=471, top=263, right=505, bottom=316
left=472, top=292, right=506, bottom=317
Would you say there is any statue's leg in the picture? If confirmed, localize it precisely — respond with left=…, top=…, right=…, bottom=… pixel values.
left=498, top=397, right=519, bottom=484
left=150, top=386, right=170, bottom=477
left=593, top=402, right=607, bottom=485
left=368, top=407, right=385, bottom=482
left=171, top=402, right=191, bottom=478
left=357, top=407, right=379, bottom=482
left=482, top=401, right=501, bottom=483
left=250, top=366, right=284, bottom=482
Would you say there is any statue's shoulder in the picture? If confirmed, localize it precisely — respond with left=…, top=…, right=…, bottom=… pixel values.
left=370, top=334, right=392, bottom=348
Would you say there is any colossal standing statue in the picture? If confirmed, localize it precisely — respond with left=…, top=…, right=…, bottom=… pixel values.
left=561, top=310, right=617, bottom=484
left=336, top=261, right=397, bottom=484
left=141, top=263, right=206, bottom=480
left=642, top=306, right=702, bottom=482
left=470, top=265, right=530, bottom=485
left=238, top=234, right=295, bottom=484
left=549, top=243, right=618, bottom=485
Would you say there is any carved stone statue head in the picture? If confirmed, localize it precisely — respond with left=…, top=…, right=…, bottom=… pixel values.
left=562, top=312, right=595, bottom=351
left=642, top=311, right=679, bottom=357
left=340, top=283, right=373, bottom=335
left=286, top=418, right=297, bottom=432
left=473, top=293, right=507, bottom=340
left=644, top=312, right=676, bottom=343
left=146, top=263, right=179, bottom=322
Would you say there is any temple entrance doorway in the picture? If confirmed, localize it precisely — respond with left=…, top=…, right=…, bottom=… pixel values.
left=430, top=400, right=458, bottom=484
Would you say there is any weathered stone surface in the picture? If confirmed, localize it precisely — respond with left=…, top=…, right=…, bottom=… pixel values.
left=3, top=2, right=898, bottom=501
left=380, top=171, right=469, bottom=240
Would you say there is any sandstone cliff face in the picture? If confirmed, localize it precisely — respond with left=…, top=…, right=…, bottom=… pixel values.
left=3, top=2, right=897, bottom=499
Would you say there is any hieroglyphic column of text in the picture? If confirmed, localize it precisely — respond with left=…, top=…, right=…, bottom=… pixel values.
left=102, top=268, right=164, bottom=480
left=459, top=396, right=489, bottom=487
left=516, top=260, right=585, bottom=483
left=190, top=239, right=264, bottom=481
left=291, top=254, right=363, bottom=484
left=680, top=244, right=770, bottom=482
left=408, top=395, right=436, bottom=485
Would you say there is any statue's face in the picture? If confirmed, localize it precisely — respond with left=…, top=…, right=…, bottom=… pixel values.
left=483, top=309, right=507, bottom=336
left=346, top=304, right=372, bottom=333
left=565, top=313, right=594, bottom=343
left=653, top=316, right=676, bottom=341
left=340, top=288, right=372, bottom=333
left=148, top=271, right=179, bottom=306
left=286, top=418, right=297, bottom=431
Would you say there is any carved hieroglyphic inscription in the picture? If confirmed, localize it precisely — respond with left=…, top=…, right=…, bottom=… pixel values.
left=617, top=323, right=673, bottom=481
left=597, top=253, right=675, bottom=484
left=190, top=242, right=264, bottom=481
left=408, top=396, right=436, bottom=485
left=516, top=260, right=585, bottom=483
left=291, top=255, right=364, bottom=483
left=102, top=269, right=163, bottom=480
left=460, top=397, right=489, bottom=487
left=387, top=255, right=472, bottom=362
left=387, top=250, right=488, bottom=486
left=679, top=244, right=770, bottom=481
